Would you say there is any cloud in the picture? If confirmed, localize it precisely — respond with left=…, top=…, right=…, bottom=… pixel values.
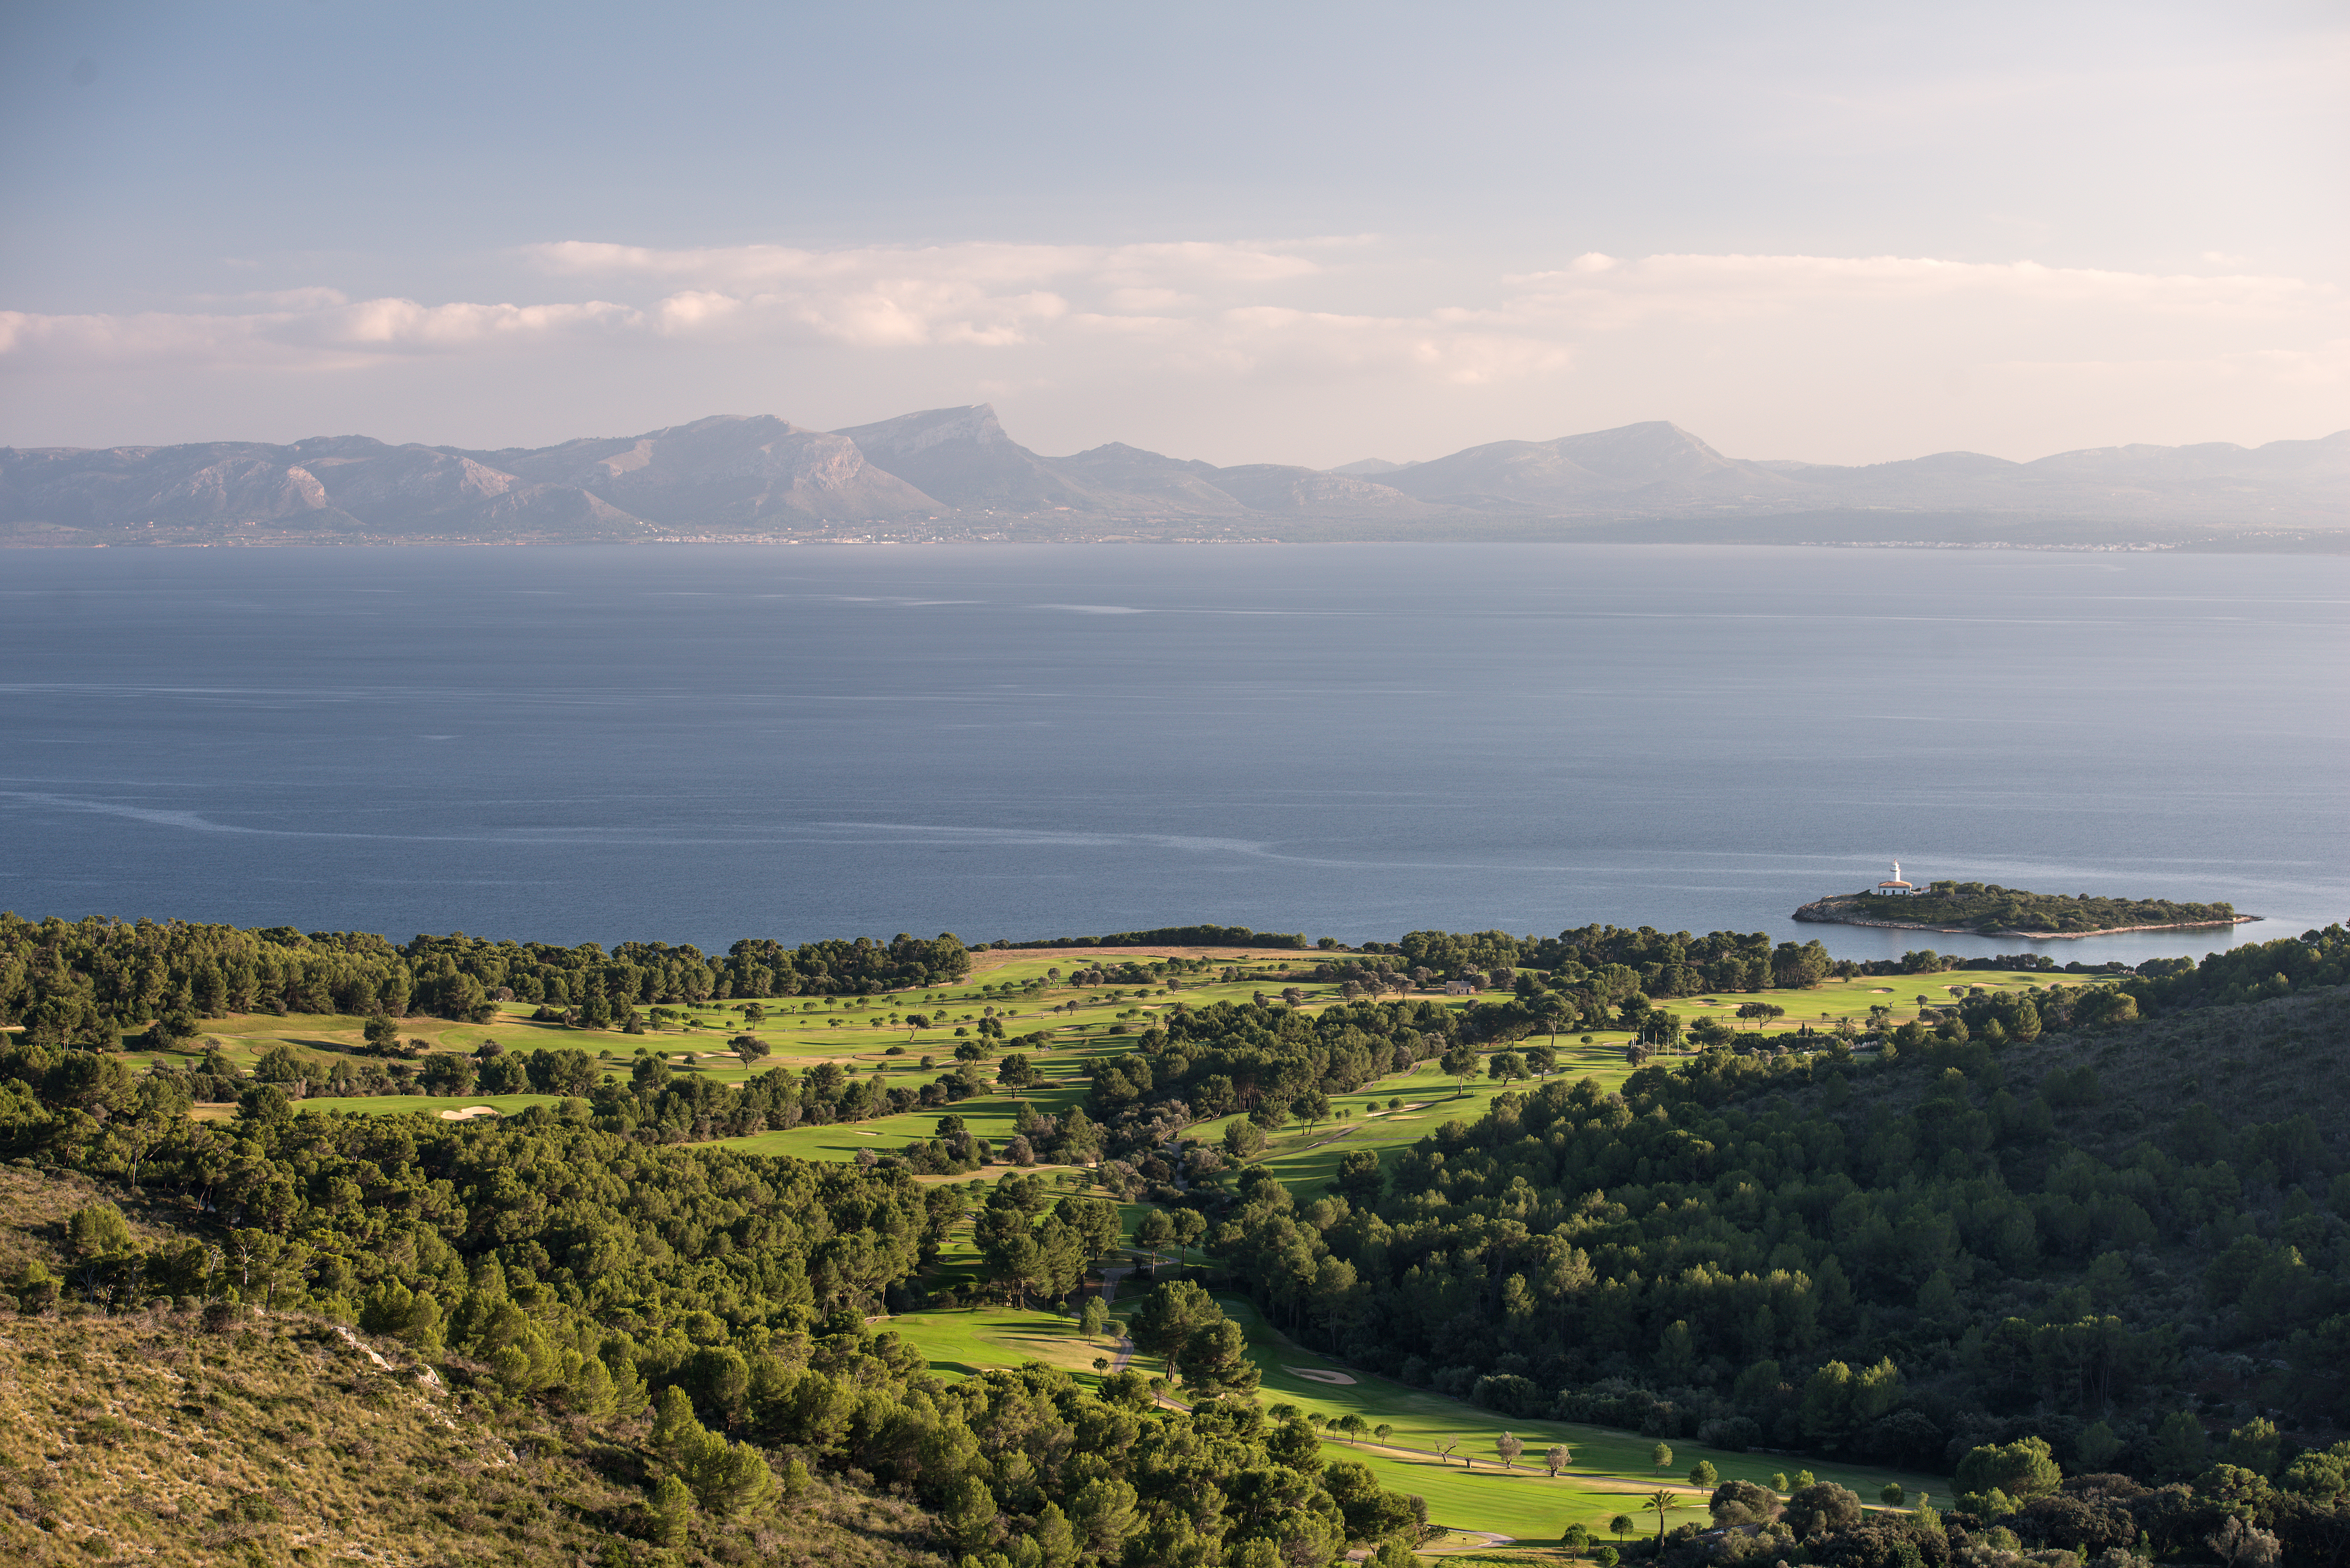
left=4, top=238, right=2341, bottom=461
left=0, top=296, right=639, bottom=368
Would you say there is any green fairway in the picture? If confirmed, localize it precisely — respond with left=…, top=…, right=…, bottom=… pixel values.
left=883, top=1293, right=1939, bottom=1551
left=880, top=1300, right=1127, bottom=1384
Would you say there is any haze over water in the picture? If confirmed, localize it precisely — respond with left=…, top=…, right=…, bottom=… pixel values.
left=3, top=544, right=2342, bottom=964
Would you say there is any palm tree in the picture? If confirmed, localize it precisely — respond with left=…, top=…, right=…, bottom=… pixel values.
left=1645, top=1489, right=1680, bottom=1542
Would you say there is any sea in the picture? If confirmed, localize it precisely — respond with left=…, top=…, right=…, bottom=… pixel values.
left=3, top=543, right=2344, bottom=966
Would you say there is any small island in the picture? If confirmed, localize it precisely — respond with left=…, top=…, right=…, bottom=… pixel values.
left=1796, top=866, right=2258, bottom=938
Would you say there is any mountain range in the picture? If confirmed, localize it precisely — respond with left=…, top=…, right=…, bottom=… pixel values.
left=3, top=406, right=2343, bottom=546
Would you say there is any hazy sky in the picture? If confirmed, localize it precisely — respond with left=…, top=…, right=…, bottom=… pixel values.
left=4, top=1, right=2344, bottom=465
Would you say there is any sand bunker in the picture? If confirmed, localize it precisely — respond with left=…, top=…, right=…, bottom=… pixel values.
left=1286, top=1366, right=1358, bottom=1385
left=438, top=1105, right=500, bottom=1121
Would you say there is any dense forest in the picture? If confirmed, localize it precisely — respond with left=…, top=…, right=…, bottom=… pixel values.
left=0, top=1097, right=1427, bottom=1567
left=1010, top=925, right=1314, bottom=951
left=5, top=912, right=2350, bottom=1565
left=1177, top=926, right=2350, bottom=1564
left=0, top=913, right=973, bottom=1044
left=1800, top=885, right=2245, bottom=937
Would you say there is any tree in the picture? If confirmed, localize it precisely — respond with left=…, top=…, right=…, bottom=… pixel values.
left=687, top=1436, right=778, bottom=1516
left=1783, top=1482, right=1863, bottom=1540
left=2150, top=1411, right=2210, bottom=1481
left=997, top=1053, right=1037, bottom=1089
left=1708, top=1480, right=1781, bottom=1528
left=1609, top=1514, right=1634, bottom=1548
left=1545, top=1445, right=1571, bottom=1478
left=64, top=1201, right=133, bottom=1259
left=1176, top=1316, right=1260, bottom=1397
left=1136, top=1209, right=1178, bottom=1275
left=1223, top=1119, right=1267, bottom=1161
left=2224, top=1416, right=2282, bottom=1478
left=648, top=1473, right=692, bottom=1549
left=1440, top=1043, right=1479, bottom=1097
left=1171, top=1207, right=1207, bottom=1273
left=1650, top=1442, right=1673, bottom=1472
left=1880, top=1482, right=1904, bottom=1506
left=1126, top=1280, right=1219, bottom=1372
left=254, top=1043, right=308, bottom=1086
left=1689, top=1016, right=1737, bottom=1050
left=1644, top=1489, right=1680, bottom=1542
left=1079, top=1295, right=1110, bottom=1338
left=2207, top=1515, right=2283, bottom=1568
left=1689, top=1461, right=1717, bottom=1489
left=730, top=1034, right=770, bottom=1066
left=943, top=1474, right=998, bottom=1553
left=1497, top=1432, right=1523, bottom=1469
left=1486, top=1050, right=1526, bottom=1088
left=1956, top=1436, right=2061, bottom=1504
left=1335, top=1148, right=1383, bottom=1205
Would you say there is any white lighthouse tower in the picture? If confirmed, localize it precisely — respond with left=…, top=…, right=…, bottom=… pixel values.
left=1876, top=860, right=1916, bottom=895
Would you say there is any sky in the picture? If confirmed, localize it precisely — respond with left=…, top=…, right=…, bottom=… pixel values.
left=2, top=0, right=2344, bottom=467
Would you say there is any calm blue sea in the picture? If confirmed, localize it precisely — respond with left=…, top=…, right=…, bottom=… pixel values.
left=2, top=544, right=2343, bottom=964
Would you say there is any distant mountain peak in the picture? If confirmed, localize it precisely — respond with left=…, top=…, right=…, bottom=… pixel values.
left=835, top=404, right=1014, bottom=459
left=4, top=413, right=2340, bottom=541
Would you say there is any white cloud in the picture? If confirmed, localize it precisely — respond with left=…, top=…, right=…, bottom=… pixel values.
left=4, top=238, right=2342, bottom=461
left=0, top=296, right=639, bottom=368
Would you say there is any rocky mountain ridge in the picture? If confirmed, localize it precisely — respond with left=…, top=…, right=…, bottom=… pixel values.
left=4, top=406, right=2342, bottom=544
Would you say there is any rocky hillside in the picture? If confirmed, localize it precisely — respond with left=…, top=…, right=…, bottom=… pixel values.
left=4, top=410, right=2342, bottom=545
left=0, top=1167, right=942, bottom=1568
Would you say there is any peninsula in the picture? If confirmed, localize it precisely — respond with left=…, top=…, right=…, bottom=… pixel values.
left=1795, top=875, right=2257, bottom=938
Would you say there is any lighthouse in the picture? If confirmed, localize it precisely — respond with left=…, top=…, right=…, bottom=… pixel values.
left=1876, top=860, right=1916, bottom=895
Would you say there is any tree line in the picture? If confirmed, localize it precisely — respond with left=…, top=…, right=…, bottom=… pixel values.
left=0, top=913, right=974, bottom=1047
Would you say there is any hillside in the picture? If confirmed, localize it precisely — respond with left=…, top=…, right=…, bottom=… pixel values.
left=0, top=1167, right=941, bottom=1568
left=5, top=914, right=2350, bottom=1563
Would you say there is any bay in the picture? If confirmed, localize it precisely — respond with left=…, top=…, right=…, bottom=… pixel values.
left=2, top=542, right=2343, bottom=964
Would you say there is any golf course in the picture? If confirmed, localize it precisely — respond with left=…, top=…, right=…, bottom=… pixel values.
left=106, top=941, right=2059, bottom=1554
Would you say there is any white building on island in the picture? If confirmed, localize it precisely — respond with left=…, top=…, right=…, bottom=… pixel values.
left=1876, top=860, right=1918, bottom=895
